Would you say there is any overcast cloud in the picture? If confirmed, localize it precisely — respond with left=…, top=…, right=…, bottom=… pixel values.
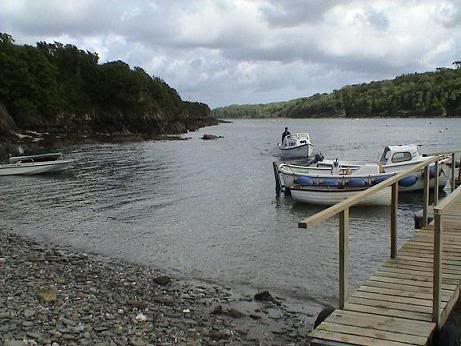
left=1, top=0, right=460, bottom=107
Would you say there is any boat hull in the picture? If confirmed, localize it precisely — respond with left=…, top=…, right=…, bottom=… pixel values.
left=0, top=159, right=74, bottom=176
left=278, top=143, right=314, bottom=159
left=290, top=185, right=391, bottom=206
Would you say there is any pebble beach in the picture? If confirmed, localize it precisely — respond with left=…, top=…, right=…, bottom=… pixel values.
left=0, top=230, right=312, bottom=345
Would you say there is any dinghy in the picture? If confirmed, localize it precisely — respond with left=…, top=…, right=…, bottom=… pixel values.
left=0, top=152, right=74, bottom=176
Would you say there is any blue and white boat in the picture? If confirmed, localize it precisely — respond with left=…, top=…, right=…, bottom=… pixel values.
left=279, top=144, right=450, bottom=192
left=289, top=163, right=395, bottom=206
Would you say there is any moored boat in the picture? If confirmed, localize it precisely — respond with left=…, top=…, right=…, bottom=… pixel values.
left=290, top=184, right=391, bottom=206
left=277, top=132, right=314, bottom=159
left=279, top=144, right=449, bottom=192
left=0, top=152, right=74, bottom=176
left=288, top=163, right=395, bottom=206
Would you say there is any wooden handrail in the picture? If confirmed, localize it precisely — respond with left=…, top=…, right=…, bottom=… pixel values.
left=434, top=184, right=461, bottom=213
left=298, top=156, right=442, bottom=228
left=424, top=150, right=461, bottom=156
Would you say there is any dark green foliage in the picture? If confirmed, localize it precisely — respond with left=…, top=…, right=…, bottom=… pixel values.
left=212, top=68, right=461, bottom=119
left=0, top=33, right=211, bottom=134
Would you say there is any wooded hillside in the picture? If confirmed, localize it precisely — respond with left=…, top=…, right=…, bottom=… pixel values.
left=212, top=66, right=461, bottom=119
left=0, top=33, right=213, bottom=136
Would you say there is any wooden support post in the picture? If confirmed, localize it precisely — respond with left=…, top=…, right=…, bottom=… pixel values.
left=434, top=160, right=439, bottom=206
left=433, top=210, right=442, bottom=328
left=422, top=166, right=430, bottom=228
left=273, top=162, right=281, bottom=197
left=452, top=153, right=456, bottom=193
left=391, top=182, right=398, bottom=259
left=339, top=208, right=349, bottom=309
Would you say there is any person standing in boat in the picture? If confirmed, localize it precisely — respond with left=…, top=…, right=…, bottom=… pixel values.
left=282, top=127, right=291, bottom=145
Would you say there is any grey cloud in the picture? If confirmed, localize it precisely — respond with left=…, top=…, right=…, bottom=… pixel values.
left=0, top=0, right=459, bottom=108
left=260, top=0, right=345, bottom=27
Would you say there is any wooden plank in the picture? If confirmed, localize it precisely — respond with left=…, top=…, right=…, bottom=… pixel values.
left=365, top=279, right=453, bottom=295
left=310, top=329, right=416, bottom=346
left=347, top=296, right=434, bottom=314
left=433, top=212, right=442, bottom=326
left=374, top=270, right=459, bottom=285
left=391, top=183, right=398, bottom=259
left=327, top=309, right=435, bottom=334
left=399, top=244, right=461, bottom=256
left=317, top=321, right=427, bottom=345
left=339, top=208, right=349, bottom=309
left=422, top=165, right=430, bottom=228
left=406, top=240, right=461, bottom=250
left=399, top=250, right=461, bottom=262
left=344, top=303, right=432, bottom=322
left=358, top=285, right=450, bottom=302
left=379, top=264, right=461, bottom=279
left=384, top=258, right=461, bottom=273
left=368, top=275, right=457, bottom=290
left=440, top=285, right=460, bottom=328
left=352, top=290, right=436, bottom=308
left=396, top=255, right=461, bottom=267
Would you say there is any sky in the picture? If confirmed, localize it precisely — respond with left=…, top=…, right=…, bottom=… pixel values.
left=1, top=0, right=460, bottom=108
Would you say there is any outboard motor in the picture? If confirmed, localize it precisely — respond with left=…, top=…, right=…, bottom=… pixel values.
left=305, top=153, right=324, bottom=166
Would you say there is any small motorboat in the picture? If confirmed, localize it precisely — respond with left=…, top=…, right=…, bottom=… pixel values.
left=0, top=152, right=74, bottom=176
left=278, top=132, right=314, bottom=159
left=289, top=163, right=395, bottom=206
left=280, top=144, right=449, bottom=192
left=278, top=154, right=362, bottom=188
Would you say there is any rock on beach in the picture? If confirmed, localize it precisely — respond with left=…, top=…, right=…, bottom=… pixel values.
left=0, top=230, right=310, bottom=344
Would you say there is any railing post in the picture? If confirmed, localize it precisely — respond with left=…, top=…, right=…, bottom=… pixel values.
left=433, top=209, right=442, bottom=328
left=391, top=182, right=398, bottom=259
left=339, top=208, right=349, bottom=309
left=422, top=165, right=430, bottom=228
left=434, top=160, right=439, bottom=206
left=452, top=153, right=456, bottom=193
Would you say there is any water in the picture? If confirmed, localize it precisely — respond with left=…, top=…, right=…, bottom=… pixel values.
left=1, top=118, right=460, bottom=309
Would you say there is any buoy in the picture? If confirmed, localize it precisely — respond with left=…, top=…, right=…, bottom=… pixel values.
left=347, top=178, right=367, bottom=187
left=399, top=175, right=417, bottom=187
left=374, top=176, right=389, bottom=184
left=295, top=176, right=314, bottom=185
left=320, top=178, right=340, bottom=187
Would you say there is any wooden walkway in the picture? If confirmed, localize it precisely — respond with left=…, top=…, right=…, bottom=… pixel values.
left=296, top=154, right=461, bottom=345
left=310, top=208, right=461, bottom=345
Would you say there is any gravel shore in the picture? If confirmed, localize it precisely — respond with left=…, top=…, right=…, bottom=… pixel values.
left=0, top=230, right=311, bottom=345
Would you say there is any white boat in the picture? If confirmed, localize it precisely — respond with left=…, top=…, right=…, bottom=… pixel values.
left=279, top=157, right=362, bottom=188
left=291, top=185, right=391, bottom=206
left=0, top=152, right=74, bottom=176
left=289, top=164, right=394, bottom=206
left=277, top=132, right=314, bottom=159
left=377, top=144, right=449, bottom=191
left=279, top=144, right=449, bottom=192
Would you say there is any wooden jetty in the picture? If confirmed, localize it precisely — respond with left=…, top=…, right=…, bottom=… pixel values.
left=298, top=153, right=461, bottom=345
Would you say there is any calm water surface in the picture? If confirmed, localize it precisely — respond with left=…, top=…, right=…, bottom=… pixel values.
left=1, top=118, right=460, bottom=309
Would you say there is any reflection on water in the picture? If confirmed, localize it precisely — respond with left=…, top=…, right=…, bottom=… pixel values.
left=1, top=118, right=461, bottom=307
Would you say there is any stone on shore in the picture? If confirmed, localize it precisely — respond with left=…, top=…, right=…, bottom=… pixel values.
left=0, top=230, right=309, bottom=345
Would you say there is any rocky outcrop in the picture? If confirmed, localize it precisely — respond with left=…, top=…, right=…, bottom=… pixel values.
left=201, top=134, right=223, bottom=140
left=0, top=103, right=16, bottom=135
